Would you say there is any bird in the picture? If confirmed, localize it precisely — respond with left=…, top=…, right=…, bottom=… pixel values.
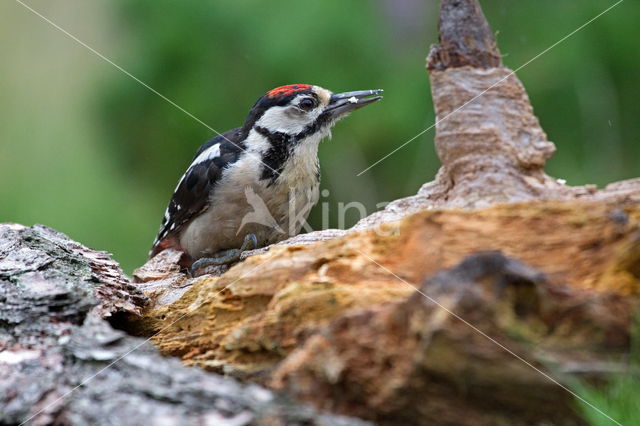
left=149, top=84, right=383, bottom=274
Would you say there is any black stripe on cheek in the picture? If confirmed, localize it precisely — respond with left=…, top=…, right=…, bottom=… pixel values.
left=255, top=126, right=293, bottom=185
left=255, top=112, right=330, bottom=185
left=297, top=111, right=332, bottom=140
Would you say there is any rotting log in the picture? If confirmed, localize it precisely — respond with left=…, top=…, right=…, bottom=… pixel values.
left=0, top=224, right=367, bottom=426
left=139, top=201, right=637, bottom=365
left=272, top=252, right=630, bottom=425
left=427, top=0, right=502, bottom=70
left=424, top=0, right=581, bottom=208
left=128, top=1, right=640, bottom=425
left=3, top=0, right=640, bottom=425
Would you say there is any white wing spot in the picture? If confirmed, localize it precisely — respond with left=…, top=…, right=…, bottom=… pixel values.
left=194, top=143, right=221, bottom=164
left=174, top=143, right=221, bottom=192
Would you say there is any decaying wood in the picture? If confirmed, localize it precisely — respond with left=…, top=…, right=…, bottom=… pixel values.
left=272, top=252, right=630, bottom=425
left=427, top=0, right=502, bottom=70
left=125, top=0, right=640, bottom=424
left=132, top=201, right=638, bottom=425
left=0, top=224, right=367, bottom=426
left=3, top=0, right=639, bottom=425
left=0, top=223, right=147, bottom=318
left=356, top=0, right=638, bottom=226
left=138, top=200, right=637, bottom=367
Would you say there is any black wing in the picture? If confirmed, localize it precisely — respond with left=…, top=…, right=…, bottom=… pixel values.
left=151, top=128, right=245, bottom=254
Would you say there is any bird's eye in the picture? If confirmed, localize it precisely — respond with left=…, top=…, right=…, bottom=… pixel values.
left=298, top=98, right=316, bottom=111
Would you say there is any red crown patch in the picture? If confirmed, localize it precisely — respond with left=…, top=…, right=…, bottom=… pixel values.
left=267, top=84, right=312, bottom=98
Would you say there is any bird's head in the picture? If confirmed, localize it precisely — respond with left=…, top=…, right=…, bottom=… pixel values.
left=243, top=84, right=383, bottom=138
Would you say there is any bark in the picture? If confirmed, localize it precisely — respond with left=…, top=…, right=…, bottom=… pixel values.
left=137, top=202, right=637, bottom=359
left=0, top=224, right=367, bottom=426
left=4, top=1, right=640, bottom=425
left=0, top=223, right=146, bottom=319
left=126, top=1, right=640, bottom=425
left=427, top=0, right=502, bottom=70
left=272, top=252, right=629, bottom=425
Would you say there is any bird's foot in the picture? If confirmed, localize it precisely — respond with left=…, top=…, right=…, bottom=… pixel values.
left=189, top=234, right=258, bottom=276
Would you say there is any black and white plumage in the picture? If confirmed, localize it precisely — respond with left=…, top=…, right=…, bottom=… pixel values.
left=150, top=84, right=382, bottom=265
left=153, top=129, right=244, bottom=249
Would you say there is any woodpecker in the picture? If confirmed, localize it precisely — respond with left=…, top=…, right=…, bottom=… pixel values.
left=150, top=84, right=383, bottom=273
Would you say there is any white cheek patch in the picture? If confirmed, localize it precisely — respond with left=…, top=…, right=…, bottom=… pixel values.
left=257, top=100, right=323, bottom=135
left=257, top=106, right=306, bottom=134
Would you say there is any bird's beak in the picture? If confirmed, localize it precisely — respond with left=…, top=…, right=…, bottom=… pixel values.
left=326, top=89, right=383, bottom=119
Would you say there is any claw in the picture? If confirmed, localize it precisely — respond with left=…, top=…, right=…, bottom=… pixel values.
left=240, top=233, right=258, bottom=251
left=189, top=233, right=258, bottom=276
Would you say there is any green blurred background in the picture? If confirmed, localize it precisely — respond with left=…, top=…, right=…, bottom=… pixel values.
left=1, top=0, right=638, bottom=273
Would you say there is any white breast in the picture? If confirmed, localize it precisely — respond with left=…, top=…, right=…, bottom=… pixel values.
left=179, top=130, right=321, bottom=259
